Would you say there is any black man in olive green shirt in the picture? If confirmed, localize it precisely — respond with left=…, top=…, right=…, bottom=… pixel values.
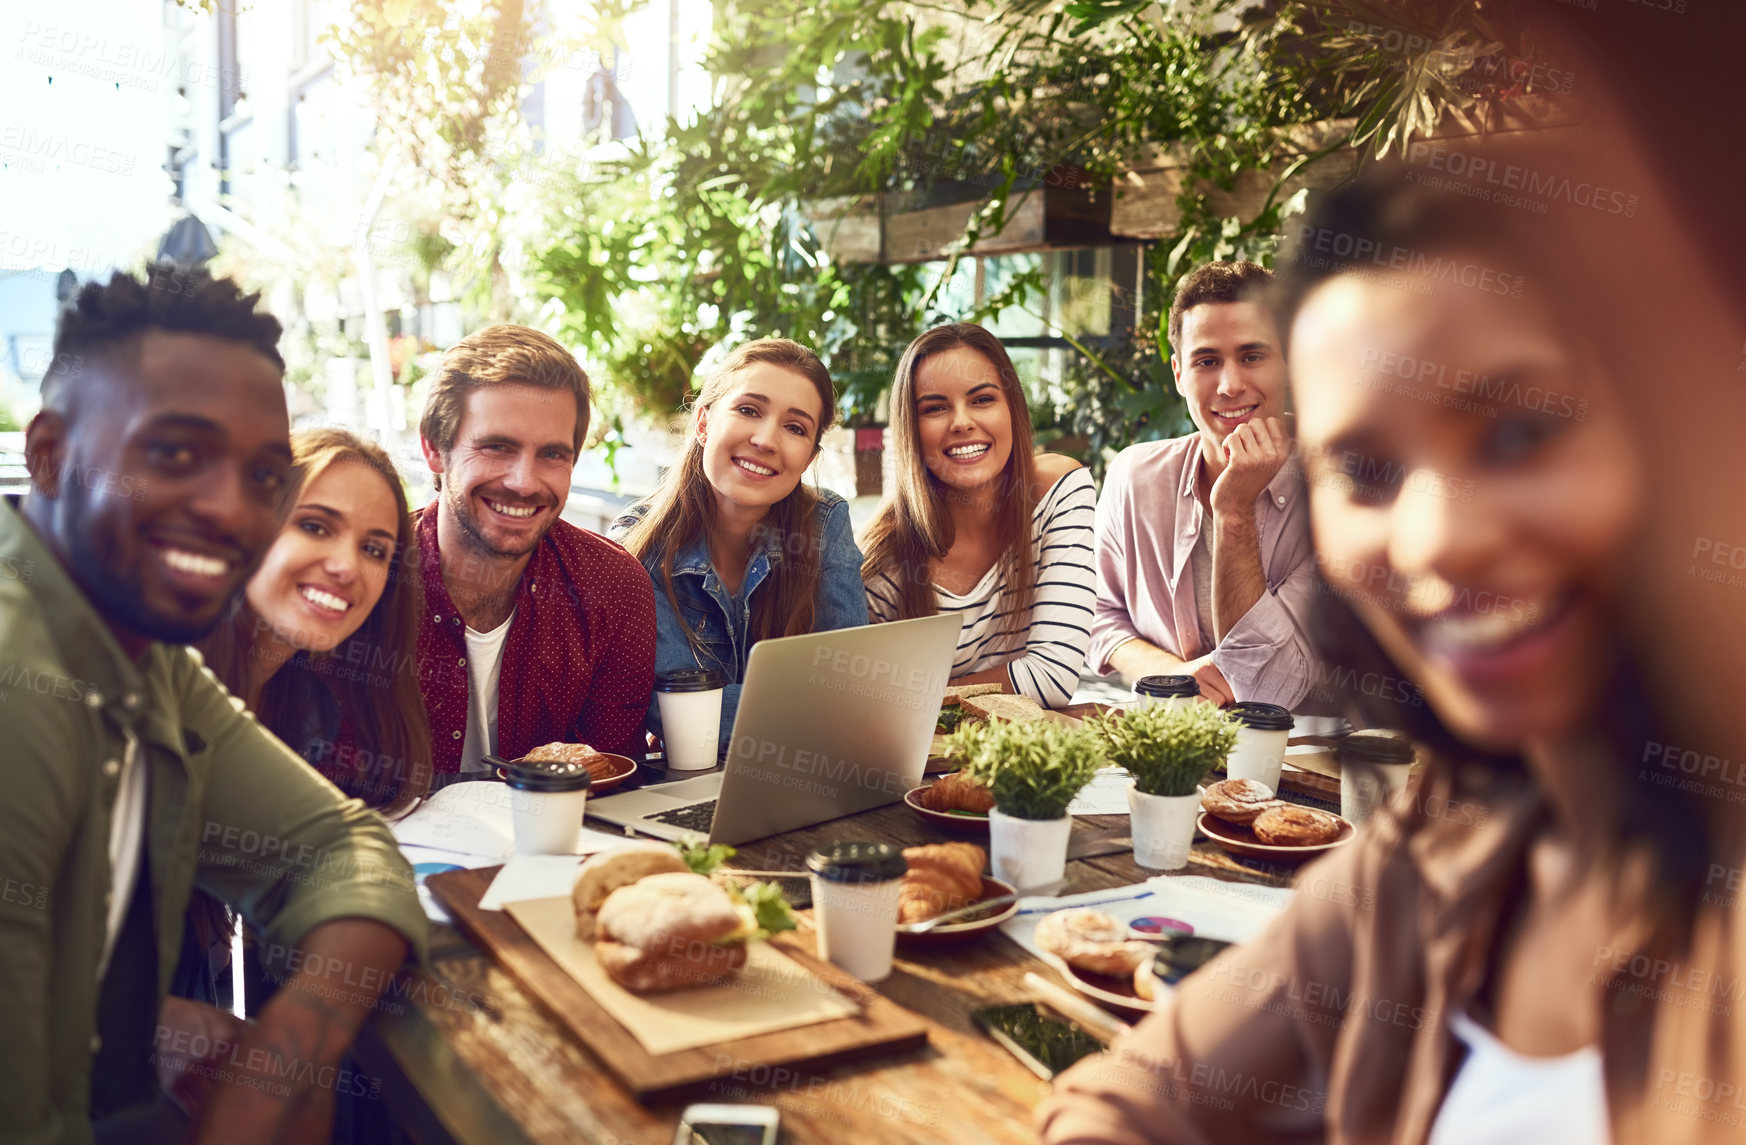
left=0, top=266, right=427, bottom=1145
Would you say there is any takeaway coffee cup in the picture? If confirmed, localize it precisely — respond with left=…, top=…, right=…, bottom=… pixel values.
left=1134, top=674, right=1200, bottom=710
left=655, top=668, right=726, bottom=771
left=497, top=756, right=592, bottom=854
left=1226, top=702, right=1295, bottom=793
left=1338, top=730, right=1416, bottom=824
left=807, top=841, right=908, bottom=983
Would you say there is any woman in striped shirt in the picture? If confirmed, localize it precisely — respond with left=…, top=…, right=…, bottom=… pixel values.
left=860, top=323, right=1097, bottom=707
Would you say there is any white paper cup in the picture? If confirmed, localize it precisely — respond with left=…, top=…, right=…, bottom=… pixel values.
left=1337, top=730, right=1417, bottom=825
left=510, top=786, right=589, bottom=854
left=1133, top=674, right=1199, bottom=711
left=1226, top=702, right=1294, bottom=794
left=656, top=669, right=726, bottom=771
left=496, top=755, right=593, bottom=855
left=807, top=842, right=907, bottom=982
left=1341, top=762, right=1412, bottom=825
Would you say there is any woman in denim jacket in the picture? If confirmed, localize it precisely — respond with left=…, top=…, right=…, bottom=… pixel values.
left=612, top=338, right=869, bottom=755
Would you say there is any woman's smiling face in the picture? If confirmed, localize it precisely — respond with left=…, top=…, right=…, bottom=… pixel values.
left=1289, top=263, right=1645, bottom=753
left=913, top=345, right=1016, bottom=495
left=245, top=461, right=400, bottom=653
left=697, top=361, right=825, bottom=517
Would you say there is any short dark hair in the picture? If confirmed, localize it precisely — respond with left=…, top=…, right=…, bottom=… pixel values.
left=43, top=263, right=284, bottom=406
left=1166, top=260, right=1274, bottom=354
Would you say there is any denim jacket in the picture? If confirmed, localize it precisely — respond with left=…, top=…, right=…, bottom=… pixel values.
left=609, top=489, right=869, bottom=754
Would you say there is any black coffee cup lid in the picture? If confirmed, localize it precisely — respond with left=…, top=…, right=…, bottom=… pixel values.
left=656, top=668, right=726, bottom=693
left=807, top=841, right=907, bottom=884
left=1135, top=674, right=1200, bottom=698
left=493, top=754, right=593, bottom=793
left=1228, top=702, right=1295, bottom=731
left=1337, top=730, right=1416, bottom=765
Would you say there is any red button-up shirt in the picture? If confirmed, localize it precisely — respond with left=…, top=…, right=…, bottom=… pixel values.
left=412, top=505, right=657, bottom=771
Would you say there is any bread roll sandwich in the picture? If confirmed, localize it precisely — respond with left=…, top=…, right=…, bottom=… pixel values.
left=593, top=872, right=758, bottom=993
left=571, top=843, right=692, bottom=938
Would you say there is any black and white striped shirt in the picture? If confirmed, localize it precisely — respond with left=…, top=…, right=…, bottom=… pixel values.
left=866, top=467, right=1098, bottom=708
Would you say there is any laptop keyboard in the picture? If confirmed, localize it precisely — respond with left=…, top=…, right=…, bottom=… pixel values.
left=645, top=801, right=718, bottom=833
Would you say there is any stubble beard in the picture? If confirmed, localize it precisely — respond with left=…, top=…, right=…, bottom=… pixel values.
left=445, top=479, right=548, bottom=562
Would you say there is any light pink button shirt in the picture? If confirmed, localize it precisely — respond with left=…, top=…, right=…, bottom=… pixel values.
left=1088, top=434, right=1317, bottom=708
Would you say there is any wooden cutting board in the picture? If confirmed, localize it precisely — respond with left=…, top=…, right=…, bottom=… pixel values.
left=427, top=866, right=930, bottom=1100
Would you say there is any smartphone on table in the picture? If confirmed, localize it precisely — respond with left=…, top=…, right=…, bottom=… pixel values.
left=673, top=1103, right=779, bottom=1145
left=971, top=1003, right=1107, bottom=1081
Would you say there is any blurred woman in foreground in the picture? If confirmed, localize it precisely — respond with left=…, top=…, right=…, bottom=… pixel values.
left=1040, top=157, right=1738, bottom=1143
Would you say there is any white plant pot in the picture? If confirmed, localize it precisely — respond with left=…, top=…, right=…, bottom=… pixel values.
left=1128, top=788, right=1202, bottom=871
left=988, top=807, right=1073, bottom=892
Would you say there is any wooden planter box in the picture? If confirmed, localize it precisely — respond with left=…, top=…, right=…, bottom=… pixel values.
left=1110, top=97, right=1584, bottom=240
left=805, top=167, right=1113, bottom=265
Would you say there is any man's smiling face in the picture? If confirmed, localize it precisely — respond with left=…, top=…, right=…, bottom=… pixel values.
left=35, top=330, right=292, bottom=644
left=430, top=383, right=578, bottom=559
left=1172, top=299, right=1289, bottom=466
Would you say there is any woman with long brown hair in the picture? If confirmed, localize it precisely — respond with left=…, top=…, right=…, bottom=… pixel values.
left=198, top=426, right=432, bottom=812
left=174, top=426, right=430, bottom=1012
left=612, top=338, right=868, bottom=754
left=860, top=323, right=1095, bottom=706
left=1041, top=148, right=1739, bottom=1142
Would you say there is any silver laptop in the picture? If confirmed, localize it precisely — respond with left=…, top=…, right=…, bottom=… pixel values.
left=587, top=613, right=962, bottom=845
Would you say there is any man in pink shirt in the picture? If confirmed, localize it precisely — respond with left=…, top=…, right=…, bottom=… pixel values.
left=1088, top=261, right=1317, bottom=708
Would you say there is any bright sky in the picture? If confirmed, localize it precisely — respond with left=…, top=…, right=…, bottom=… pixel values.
left=0, top=0, right=179, bottom=277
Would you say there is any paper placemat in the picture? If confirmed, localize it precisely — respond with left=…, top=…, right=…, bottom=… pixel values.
left=504, top=896, right=860, bottom=1055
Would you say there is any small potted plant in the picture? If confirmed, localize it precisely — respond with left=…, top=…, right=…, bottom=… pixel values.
left=946, top=718, right=1102, bottom=891
left=1089, top=702, right=1237, bottom=870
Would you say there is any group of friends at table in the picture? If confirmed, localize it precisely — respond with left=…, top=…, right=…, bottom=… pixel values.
left=6, top=146, right=1746, bottom=1145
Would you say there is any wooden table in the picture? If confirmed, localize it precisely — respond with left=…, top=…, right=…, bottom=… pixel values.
left=354, top=742, right=1337, bottom=1145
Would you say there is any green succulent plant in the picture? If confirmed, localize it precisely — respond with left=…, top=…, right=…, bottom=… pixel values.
left=1088, top=703, right=1237, bottom=798
left=946, top=718, right=1103, bottom=821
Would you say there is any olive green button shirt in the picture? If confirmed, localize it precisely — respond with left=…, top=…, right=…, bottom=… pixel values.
left=0, top=498, right=429, bottom=1144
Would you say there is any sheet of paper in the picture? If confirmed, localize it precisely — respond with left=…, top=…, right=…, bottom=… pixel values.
left=480, top=854, right=583, bottom=910
left=390, top=780, right=632, bottom=859
left=1068, top=767, right=1135, bottom=816
left=1000, top=874, right=1291, bottom=962
left=506, top=895, right=860, bottom=1055
left=397, top=843, right=487, bottom=925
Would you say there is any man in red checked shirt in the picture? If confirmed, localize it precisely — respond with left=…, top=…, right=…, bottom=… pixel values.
left=413, top=325, right=655, bottom=781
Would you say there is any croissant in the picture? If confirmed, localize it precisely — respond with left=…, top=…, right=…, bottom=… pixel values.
left=898, top=843, right=987, bottom=923
left=922, top=770, right=995, bottom=815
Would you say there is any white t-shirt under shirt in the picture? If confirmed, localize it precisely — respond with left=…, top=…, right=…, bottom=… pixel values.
left=460, top=610, right=515, bottom=775
left=1427, top=1009, right=1609, bottom=1145
left=865, top=468, right=1098, bottom=708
